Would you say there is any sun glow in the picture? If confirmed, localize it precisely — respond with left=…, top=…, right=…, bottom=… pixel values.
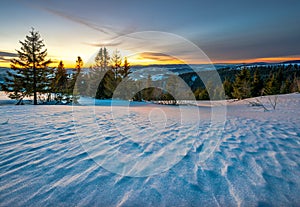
left=127, top=53, right=185, bottom=66
left=213, top=56, right=300, bottom=64
left=1, top=50, right=299, bottom=68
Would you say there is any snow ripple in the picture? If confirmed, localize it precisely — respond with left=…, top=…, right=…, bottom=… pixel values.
left=1, top=94, right=300, bottom=206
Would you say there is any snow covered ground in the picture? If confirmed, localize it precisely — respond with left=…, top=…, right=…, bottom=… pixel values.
left=0, top=92, right=300, bottom=206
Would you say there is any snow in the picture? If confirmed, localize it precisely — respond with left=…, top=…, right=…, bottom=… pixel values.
left=0, top=93, right=300, bottom=206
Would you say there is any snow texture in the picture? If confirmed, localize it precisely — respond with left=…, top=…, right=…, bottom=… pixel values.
left=0, top=93, right=300, bottom=206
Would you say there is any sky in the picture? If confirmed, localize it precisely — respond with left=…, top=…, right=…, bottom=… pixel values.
left=0, top=0, right=300, bottom=67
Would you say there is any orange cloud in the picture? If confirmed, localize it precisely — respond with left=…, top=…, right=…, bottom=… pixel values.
left=127, top=52, right=185, bottom=65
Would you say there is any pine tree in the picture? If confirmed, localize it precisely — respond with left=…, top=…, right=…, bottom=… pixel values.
left=223, top=78, right=233, bottom=99
left=232, top=67, right=252, bottom=99
left=102, top=70, right=116, bottom=98
left=102, top=47, right=110, bottom=70
left=91, top=47, right=110, bottom=98
left=199, top=88, right=209, bottom=100
left=2, top=28, right=52, bottom=105
left=94, top=48, right=103, bottom=69
left=291, top=73, right=300, bottom=92
left=121, top=57, right=131, bottom=78
left=264, top=73, right=280, bottom=95
left=251, top=69, right=263, bottom=97
left=280, top=77, right=292, bottom=94
left=52, top=61, right=69, bottom=102
left=71, top=56, right=83, bottom=103
left=94, top=47, right=110, bottom=71
left=110, top=49, right=122, bottom=79
left=75, top=56, right=83, bottom=74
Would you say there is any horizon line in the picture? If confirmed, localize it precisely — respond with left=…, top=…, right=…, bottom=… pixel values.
left=0, top=56, right=299, bottom=69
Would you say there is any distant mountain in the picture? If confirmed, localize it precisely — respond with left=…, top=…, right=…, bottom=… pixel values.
left=243, top=62, right=269, bottom=66
left=280, top=60, right=300, bottom=64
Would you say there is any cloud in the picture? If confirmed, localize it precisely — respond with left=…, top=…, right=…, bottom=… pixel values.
left=0, top=51, right=17, bottom=64
left=45, top=8, right=112, bottom=35
left=43, top=7, right=138, bottom=41
left=82, top=41, right=123, bottom=47
left=134, top=52, right=183, bottom=63
left=0, top=51, right=17, bottom=58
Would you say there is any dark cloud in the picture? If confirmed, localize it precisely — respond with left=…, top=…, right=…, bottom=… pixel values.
left=0, top=51, right=17, bottom=58
left=194, top=29, right=300, bottom=61
left=0, top=51, right=17, bottom=64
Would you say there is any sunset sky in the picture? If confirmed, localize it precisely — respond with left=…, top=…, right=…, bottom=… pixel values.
left=0, top=0, right=300, bottom=67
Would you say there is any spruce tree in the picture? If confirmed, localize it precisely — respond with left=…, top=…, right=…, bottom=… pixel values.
left=251, top=69, right=263, bottom=97
left=102, top=70, right=116, bottom=98
left=223, top=78, right=233, bottom=99
left=111, top=49, right=122, bottom=79
left=264, top=73, right=280, bottom=95
left=2, top=28, right=52, bottom=105
left=280, top=77, right=292, bottom=94
left=291, top=74, right=300, bottom=92
left=199, top=88, right=209, bottom=100
left=232, top=67, right=252, bottom=99
left=91, top=47, right=110, bottom=98
left=121, top=57, right=131, bottom=78
left=75, top=56, right=83, bottom=74
left=94, top=47, right=110, bottom=71
left=52, top=61, right=69, bottom=102
left=71, top=56, right=83, bottom=103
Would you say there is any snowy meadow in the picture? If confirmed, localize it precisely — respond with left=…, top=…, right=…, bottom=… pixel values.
left=0, top=93, right=300, bottom=206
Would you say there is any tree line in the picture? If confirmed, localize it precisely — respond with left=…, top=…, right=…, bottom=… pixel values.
left=191, top=65, right=300, bottom=100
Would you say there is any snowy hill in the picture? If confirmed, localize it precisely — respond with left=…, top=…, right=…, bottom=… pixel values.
left=0, top=93, right=300, bottom=206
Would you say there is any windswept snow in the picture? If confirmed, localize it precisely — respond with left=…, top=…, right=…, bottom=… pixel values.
left=0, top=93, right=300, bottom=206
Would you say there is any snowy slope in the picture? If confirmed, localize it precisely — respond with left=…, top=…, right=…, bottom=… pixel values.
left=0, top=93, right=300, bottom=206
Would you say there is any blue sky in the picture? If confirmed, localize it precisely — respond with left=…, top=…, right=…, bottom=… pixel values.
left=0, top=0, right=300, bottom=66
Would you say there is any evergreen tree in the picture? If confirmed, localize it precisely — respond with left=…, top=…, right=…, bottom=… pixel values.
left=223, top=78, right=233, bottom=99
left=264, top=73, right=280, bottom=95
left=291, top=74, right=300, bottom=92
left=280, top=77, right=292, bottom=94
left=94, top=47, right=110, bottom=71
left=2, top=28, right=52, bottom=105
left=52, top=61, right=69, bottom=102
left=194, top=88, right=209, bottom=100
left=121, top=57, right=131, bottom=78
left=94, top=48, right=103, bottom=69
left=251, top=69, right=263, bottom=97
left=102, top=70, right=116, bottom=98
left=232, top=67, right=252, bottom=99
left=71, top=56, right=83, bottom=103
left=110, top=49, right=122, bottom=79
left=199, top=88, right=209, bottom=100
left=75, top=56, right=83, bottom=74
left=89, top=47, right=110, bottom=98
left=102, top=47, right=110, bottom=70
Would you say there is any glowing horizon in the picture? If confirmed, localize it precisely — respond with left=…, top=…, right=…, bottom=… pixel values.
left=1, top=52, right=300, bottom=69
